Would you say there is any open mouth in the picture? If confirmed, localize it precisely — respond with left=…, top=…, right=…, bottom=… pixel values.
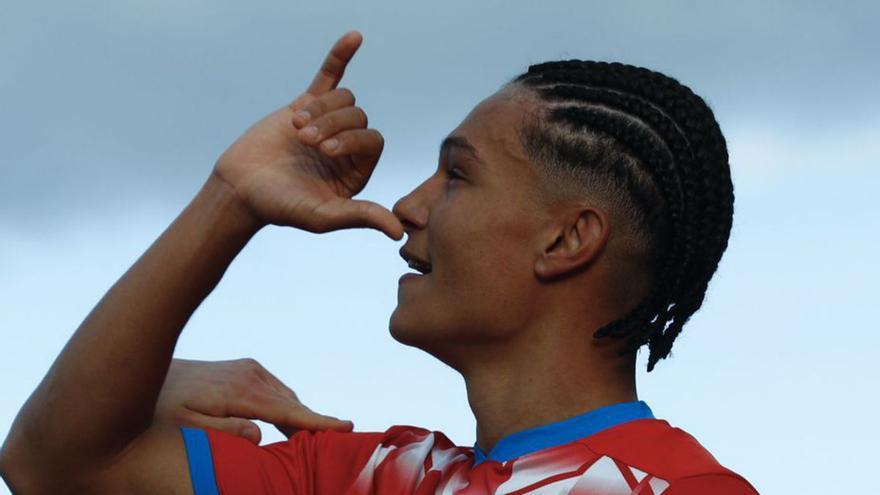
left=400, top=247, right=433, bottom=275
left=406, top=259, right=432, bottom=275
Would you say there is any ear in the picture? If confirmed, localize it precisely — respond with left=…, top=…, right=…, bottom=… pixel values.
left=534, top=207, right=610, bottom=281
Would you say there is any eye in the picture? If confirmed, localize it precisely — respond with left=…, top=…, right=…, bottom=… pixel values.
left=445, top=166, right=464, bottom=182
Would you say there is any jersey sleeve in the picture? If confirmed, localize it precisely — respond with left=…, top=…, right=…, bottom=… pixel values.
left=665, top=473, right=759, bottom=495
left=180, top=425, right=389, bottom=495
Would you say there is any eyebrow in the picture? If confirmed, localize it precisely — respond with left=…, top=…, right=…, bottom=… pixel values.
left=439, top=135, right=484, bottom=164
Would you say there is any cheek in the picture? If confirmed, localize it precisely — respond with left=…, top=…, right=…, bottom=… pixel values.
left=434, top=208, right=537, bottom=324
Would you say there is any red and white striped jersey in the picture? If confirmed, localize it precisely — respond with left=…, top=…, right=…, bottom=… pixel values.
left=181, top=401, right=757, bottom=494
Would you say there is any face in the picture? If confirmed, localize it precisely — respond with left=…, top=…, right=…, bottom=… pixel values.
left=389, top=86, right=553, bottom=368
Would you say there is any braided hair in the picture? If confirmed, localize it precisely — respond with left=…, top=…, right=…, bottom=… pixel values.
left=509, top=61, right=734, bottom=372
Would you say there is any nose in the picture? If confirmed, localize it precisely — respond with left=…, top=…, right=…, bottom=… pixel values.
left=392, top=179, right=436, bottom=234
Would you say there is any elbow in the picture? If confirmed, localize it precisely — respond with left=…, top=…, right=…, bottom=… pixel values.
left=2, top=428, right=102, bottom=494
left=1, top=430, right=44, bottom=494
left=1, top=435, right=28, bottom=493
left=0, top=438, right=22, bottom=493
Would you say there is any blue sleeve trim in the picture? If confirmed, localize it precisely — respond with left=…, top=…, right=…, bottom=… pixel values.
left=180, top=427, right=220, bottom=495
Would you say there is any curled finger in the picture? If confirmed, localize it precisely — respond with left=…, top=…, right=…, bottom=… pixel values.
left=292, top=87, right=356, bottom=128
left=298, top=106, right=368, bottom=146
left=318, top=128, right=384, bottom=157
left=181, top=412, right=262, bottom=444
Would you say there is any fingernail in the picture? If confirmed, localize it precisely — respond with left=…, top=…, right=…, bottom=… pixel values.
left=323, top=138, right=338, bottom=150
left=301, top=126, right=318, bottom=139
left=295, top=110, right=311, bottom=123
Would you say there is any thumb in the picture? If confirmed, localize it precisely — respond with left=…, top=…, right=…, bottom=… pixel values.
left=185, top=414, right=263, bottom=444
left=316, top=198, right=404, bottom=240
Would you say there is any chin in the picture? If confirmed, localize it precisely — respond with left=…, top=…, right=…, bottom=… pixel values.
left=388, top=313, right=469, bottom=372
left=389, top=311, right=439, bottom=350
left=388, top=309, right=427, bottom=347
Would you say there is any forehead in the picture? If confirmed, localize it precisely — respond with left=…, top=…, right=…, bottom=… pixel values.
left=446, top=86, right=533, bottom=170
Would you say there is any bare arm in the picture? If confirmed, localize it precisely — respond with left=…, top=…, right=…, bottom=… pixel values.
left=0, top=177, right=259, bottom=493
left=0, top=30, right=401, bottom=494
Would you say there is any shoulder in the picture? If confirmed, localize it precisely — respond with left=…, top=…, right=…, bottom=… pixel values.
left=664, top=473, right=759, bottom=494
left=200, top=424, right=472, bottom=495
left=581, top=419, right=758, bottom=494
left=205, top=423, right=454, bottom=472
left=345, top=424, right=473, bottom=472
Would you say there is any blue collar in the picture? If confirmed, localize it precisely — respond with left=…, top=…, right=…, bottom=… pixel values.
left=473, top=400, right=654, bottom=466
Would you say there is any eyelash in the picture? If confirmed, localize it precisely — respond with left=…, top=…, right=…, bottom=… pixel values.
left=445, top=167, right=463, bottom=181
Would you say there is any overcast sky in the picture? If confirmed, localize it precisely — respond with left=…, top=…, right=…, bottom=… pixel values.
left=2, top=1, right=878, bottom=493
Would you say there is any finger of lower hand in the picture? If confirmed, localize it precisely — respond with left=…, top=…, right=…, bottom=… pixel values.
left=280, top=403, right=354, bottom=432
left=292, top=88, right=356, bottom=128
left=298, top=106, right=368, bottom=145
left=183, top=414, right=262, bottom=444
left=235, top=391, right=353, bottom=433
left=275, top=423, right=299, bottom=438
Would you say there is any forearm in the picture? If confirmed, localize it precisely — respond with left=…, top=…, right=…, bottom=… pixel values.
left=2, top=173, right=263, bottom=474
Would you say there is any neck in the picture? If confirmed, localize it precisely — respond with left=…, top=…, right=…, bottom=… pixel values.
left=462, top=323, right=637, bottom=455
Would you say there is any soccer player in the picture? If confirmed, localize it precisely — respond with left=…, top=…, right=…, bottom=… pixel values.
left=0, top=30, right=758, bottom=494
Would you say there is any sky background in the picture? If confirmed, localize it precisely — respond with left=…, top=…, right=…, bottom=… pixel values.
left=2, top=1, right=878, bottom=493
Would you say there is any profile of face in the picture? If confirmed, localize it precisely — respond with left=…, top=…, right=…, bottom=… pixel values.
left=389, top=85, right=562, bottom=369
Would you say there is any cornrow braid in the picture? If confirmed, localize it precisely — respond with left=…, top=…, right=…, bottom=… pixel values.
left=510, top=61, right=734, bottom=371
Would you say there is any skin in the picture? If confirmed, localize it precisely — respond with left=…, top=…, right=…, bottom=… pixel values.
left=0, top=30, right=647, bottom=492
left=390, top=85, right=642, bottom=453
left=154, top=358, right=352, bottom=444
left=0, top=31, right=390, bottom=494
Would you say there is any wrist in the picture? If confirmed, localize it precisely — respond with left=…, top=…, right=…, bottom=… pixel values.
left=200, top=172, right=265, bottom=238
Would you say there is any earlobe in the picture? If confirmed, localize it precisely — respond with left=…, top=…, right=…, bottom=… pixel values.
left=534, top=208, right=609, bottom=281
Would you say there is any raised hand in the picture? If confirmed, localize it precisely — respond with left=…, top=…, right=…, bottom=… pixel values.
left=154, top=358, right=353, bottom=444
left=212, top=30, right=403, bottom=240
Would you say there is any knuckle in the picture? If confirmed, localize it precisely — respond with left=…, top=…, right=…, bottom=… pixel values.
left=306, top=98, right=327, bottom=117
left=370, top=129, right=384, bottom=149
left=234, top=420, right=253, bottom=436
left=320, top=65, right=339, bottom=82
left=337, top=87, right=355, bottom=104
left=237, top=357, right=260, bottom=370
left=247, top=367, right=267, bottom=385
left=317, top=114, right=334, bottom=135
left=288, top=93, right=313, bottom=112
left=328, top=134, right=347, bottom=152
left=354, top=106, right=368, bottom=126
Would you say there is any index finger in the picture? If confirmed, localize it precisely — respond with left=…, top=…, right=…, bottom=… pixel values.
left=306, top=30, right=363, bottom=96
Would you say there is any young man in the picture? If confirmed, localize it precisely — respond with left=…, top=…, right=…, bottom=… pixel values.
left=0, top=30, right=757, bottom=494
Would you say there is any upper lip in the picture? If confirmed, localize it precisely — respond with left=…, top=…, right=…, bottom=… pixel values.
left=399, top=247, right=432, bottom=274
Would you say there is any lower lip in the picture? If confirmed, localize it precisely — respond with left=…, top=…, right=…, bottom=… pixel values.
left=399, top=273, right=426, bottom=284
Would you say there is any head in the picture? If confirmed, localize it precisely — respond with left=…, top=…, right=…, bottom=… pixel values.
left=390, top=60, right=733, bottom=373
